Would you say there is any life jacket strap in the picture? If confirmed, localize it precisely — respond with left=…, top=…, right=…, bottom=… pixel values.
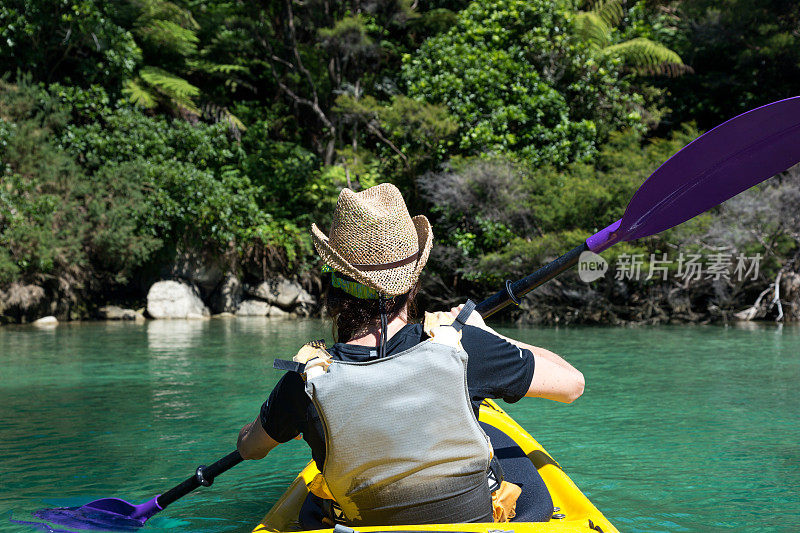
left=273, top=359, right=305, bottom=373
left=378, top=295, right=388, bottom=359
left=274, top=340, right=332, bottom=376
left=451, top=299, right=477, bottom=332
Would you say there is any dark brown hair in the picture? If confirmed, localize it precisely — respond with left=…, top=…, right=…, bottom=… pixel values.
left=325, top=275, right=421, bottom=343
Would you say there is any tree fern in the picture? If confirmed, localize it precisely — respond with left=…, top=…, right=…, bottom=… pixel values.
left=186, top=60, right=248, bottom=75
left=590, top=0, right=624, bottom=28
left=202, top=102, right=246, bottom=140
left=139, top=66, right=200, bottom=99
left=136, top=19, right=199, bottom=57
left=135, top=0, right=198, bottom=31
left=600, top=38, right=692, bottom=77
left=120, top=1, right=246, bottom=130
left=122, top=79, right=158, bottom=108
left=168, top=94, right=201, bottom=118
left=574, top=0, right=625, bottom=49
left=574, top=1, right=689, bottom=77
left=574, top=11, right=611, bottom=49
left=137, top=67, right=201, bottom=115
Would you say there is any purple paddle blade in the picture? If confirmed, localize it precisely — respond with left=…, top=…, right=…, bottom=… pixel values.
left=587, top=96, right=800, bottom=253
left=11, top=451, right=242, bottom=532
left=79, top=497, right=161, bottom=522
left=12, top=497, right=161, bottom=532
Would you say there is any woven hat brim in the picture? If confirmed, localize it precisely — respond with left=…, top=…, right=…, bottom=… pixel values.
left=312, top=215, right=433, bottom=297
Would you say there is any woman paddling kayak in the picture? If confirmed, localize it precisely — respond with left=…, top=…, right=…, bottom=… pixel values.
left=237, top=183, right=585, bottom=527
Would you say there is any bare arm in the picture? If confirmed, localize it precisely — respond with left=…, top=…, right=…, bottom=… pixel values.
left=449, top=306, right=585, bottom=404
left=523, top=352, right=585, bottom=403
left=237, top=416, right=281, bottom=460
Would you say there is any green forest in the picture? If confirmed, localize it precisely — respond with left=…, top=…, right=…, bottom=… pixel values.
left=1, top=0, right=799, bottom=324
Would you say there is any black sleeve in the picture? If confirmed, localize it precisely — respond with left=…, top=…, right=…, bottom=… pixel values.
left=460, top=325, right=535, bottom=404
left=259, top=371, right=309, bottom=443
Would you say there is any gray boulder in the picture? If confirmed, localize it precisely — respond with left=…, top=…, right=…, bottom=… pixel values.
left=209, top=274, right=242, bottom=314
left=99, top=305, right=145, bottom=321
left=248, top=277, right=315, bottom=309
left=236, top=299, right=271, bottom=316
left=147, top=280, right=209, bottom=319
left=33, top=315, right=58, bottom=326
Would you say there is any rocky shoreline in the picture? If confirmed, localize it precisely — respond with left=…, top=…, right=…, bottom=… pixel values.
left=2, top=248, right=799, bottom=327
left=0, top=275, right=318, bottom=326
left=0, top=249, right=320, bottom=326
left=146, top=275, right=315, bottom=320
left=482, top=271, right=800, bottom=326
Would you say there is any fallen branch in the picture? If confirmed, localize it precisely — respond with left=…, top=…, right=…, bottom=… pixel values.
left=772, top=270, right=784, bottom=322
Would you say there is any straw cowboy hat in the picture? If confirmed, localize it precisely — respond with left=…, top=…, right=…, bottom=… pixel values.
left=311, top=183, right=433, bottom=296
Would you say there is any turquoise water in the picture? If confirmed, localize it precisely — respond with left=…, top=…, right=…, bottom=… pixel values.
left=1, top=319, right=799, bottom=532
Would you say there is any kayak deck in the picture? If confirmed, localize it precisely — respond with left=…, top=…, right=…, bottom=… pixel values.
left=253, top=400, right=617, bottom=533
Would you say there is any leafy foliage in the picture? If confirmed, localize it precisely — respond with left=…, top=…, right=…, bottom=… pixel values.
left=403, top=0, right=647, bottom=167
left=242, top=119, right=321, bottom=220
left=574, top=0, right=690, bottom=76
left=334, top=93, right=458, bottom=186
left=0, top=0, right=141, bottom=85
left=2, top=0, right=799, bottom=320
left=599, top=38, right=686, bottom=76
left=0, top=78, right=308, bottom=291
left=659, top=0, right=800, bottom=129
left=418, top=127, right=700, bottom=285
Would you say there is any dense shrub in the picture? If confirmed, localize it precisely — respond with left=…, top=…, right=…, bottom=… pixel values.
left=403, top=0, right=646, bottom=167
left=242, top=120, right=321, bottom=220
left=54, top=89, right=309, bottom=262
left=0, top=80, right=87, bottom=284
left=418, top=128, right=700, bottom=285
left=0, top=79, right=309, bottom=290
left=59, top=107, right=243, bottom=173
left=0, top=1, right=140, bottom=86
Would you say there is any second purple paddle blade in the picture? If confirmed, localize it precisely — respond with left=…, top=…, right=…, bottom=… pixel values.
left=588, top=96, right=800, bottom=253
left=32, top=506, right=144, bottom=531
left=623, top=96, right=800, bottom=240
left=11, top=497, right=161, bottom=532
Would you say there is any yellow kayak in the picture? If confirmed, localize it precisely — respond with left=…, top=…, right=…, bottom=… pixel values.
left=253, top=400, right=617, bottom=533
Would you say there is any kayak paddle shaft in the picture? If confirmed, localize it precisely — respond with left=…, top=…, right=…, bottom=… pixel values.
left=157, top=450, right=243, bottom=508
left=475, top=243, right=588, bottom=319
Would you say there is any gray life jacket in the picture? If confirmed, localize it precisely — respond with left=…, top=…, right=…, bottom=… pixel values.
left=300, top=302, right=493, bottom=526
